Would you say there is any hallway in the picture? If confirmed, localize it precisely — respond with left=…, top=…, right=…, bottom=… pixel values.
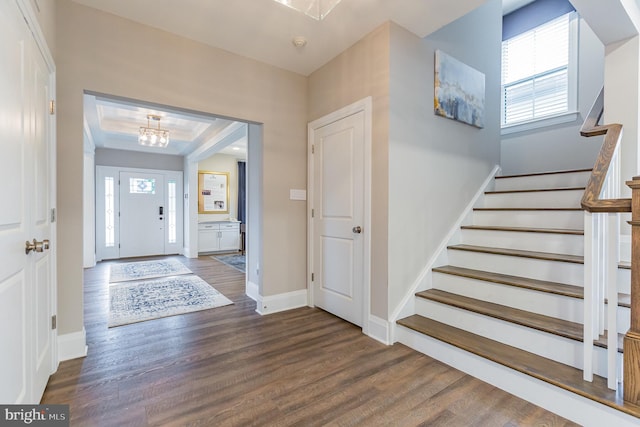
left=42, top=256, right=575, bottom=426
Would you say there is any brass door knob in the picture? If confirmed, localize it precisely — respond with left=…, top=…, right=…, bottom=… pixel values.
left=25, top=239, right=50, bottom=254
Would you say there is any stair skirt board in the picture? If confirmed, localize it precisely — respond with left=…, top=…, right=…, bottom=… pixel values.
left=388, top=165, right=502, bottom=324
left=395, top=326, right=638, bottom=427
left=446, top=249, right=585, bottom=287
left=431, top=273, right=631, bottom=333
left=413, top=298, right=611, bottom=376
left=493, top=170, right=592, bottom=192
left=459, top=228, right=584, bottom=256
left=483, top=189, right=584, bottom=209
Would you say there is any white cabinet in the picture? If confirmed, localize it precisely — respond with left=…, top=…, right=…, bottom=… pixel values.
left=198, top=222, right=240, bottom=253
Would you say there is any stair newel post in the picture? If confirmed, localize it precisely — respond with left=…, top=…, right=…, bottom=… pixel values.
left=624, top=176, right=640, bottom=404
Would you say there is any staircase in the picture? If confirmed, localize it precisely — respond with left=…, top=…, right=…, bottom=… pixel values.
left=395, top=169, right=640, bottom=425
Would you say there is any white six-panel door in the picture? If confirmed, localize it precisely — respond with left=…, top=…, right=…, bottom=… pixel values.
left=0, top=0, right=55, bottom=403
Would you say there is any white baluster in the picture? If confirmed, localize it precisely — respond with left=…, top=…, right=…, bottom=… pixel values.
left=583, top=211, right=595, bottom=382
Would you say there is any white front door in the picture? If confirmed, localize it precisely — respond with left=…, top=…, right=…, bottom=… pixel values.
left=120, top=172, right=165, bottom=257
left=0, top=0, right=55, bottom=403
left=312, top=111, right=365, bottom=326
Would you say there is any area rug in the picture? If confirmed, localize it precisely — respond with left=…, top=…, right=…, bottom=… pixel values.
left=108, top=275, right=233, bottom=327
left=109, top=259, right=192, bottom=283
left=211, top=254, right=246, bottom=273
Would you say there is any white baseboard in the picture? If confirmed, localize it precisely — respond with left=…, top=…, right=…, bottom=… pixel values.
left=246, top=280, right=259, bottom=302
left=83, top=253, right=96, bottom=269
left=183, top=246, right=197, bottom=259
left=255, top=289, right=308, bottom=315
left=396, top=326, right=639, bottom=427
left=58, top=328, right=88, bottom=362
left=367, top=315, right=391, bottom=345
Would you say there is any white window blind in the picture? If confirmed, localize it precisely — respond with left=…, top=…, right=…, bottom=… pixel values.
left=501, top=13, right=571, bottom=126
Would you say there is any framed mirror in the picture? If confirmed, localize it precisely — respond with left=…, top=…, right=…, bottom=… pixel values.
left=198, top=170, right=230, bottom=214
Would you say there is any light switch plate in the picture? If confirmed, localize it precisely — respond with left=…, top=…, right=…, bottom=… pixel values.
left=290, top=189, right=307, bottom=200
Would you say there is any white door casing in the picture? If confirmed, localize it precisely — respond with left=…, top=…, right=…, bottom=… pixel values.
left=119, top=171, right=166, bottom=258
left=0, top=0, right=56, bottom=404
left=308, top=98, right=372, bottom=331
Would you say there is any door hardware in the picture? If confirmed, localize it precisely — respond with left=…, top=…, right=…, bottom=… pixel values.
left=25, top=239, right=49, bottom=254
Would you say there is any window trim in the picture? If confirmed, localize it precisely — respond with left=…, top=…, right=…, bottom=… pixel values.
left=501, top=11, right=579, bottom=135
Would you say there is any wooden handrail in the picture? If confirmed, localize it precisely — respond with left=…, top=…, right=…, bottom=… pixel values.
left=580, top=87, right=631, bottom=213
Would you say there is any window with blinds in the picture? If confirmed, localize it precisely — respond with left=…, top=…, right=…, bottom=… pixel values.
left=501, top=12, right=576, bottom=127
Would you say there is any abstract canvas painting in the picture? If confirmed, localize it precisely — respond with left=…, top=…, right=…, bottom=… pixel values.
left=434, top=50, right=485, bottom=128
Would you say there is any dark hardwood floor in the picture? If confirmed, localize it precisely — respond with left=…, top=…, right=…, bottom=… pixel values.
left=42, top=255, right=577, bottom=426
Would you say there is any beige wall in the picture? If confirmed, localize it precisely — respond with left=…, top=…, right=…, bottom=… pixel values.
left=387, top=0, right=502, bottom=317
left=198, top=154, right=241, bottom=222
left=56, top=0, right=307, bottom=335
left=308, top=23, right=391, bottom=318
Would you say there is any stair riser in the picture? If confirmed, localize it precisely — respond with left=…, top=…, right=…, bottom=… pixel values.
left=461, top=229, right=584, bottom=256
left=432, top=273, right=631, bottom=334
left=612, top=306, right=631, bottom=335
left=414, top=298, right=610, bottom=376
left=619, top=268, right=630, bottom=294
left=447, top=249, right=584, bottom=286
left=494, top=171, right=591, bottom=191
left=483, top=190, right=583, bottom=209
left=432, top=273, right=584, bottom=324
left=473, top=210, right=583, bottom=229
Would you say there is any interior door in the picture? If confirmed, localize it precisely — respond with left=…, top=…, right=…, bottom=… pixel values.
left=119, top=171, right=165, bottom=257
left=30, top=26, right=54, bottom=400
left=312, top=111, right=365, bottom=326
left=0, top=0, right=55, bottom=403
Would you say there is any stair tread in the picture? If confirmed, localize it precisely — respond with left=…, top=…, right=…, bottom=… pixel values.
left=460, top=225, right=584, bottom=235
left=396, top=315, right=640, bottom=418
left=496, top=169, right=592, bottom=179
left=448, top=244, right=583, bottom=264
left=433, top=266, right=630, bottom=308
left=432, top=265, right=583, bottom=299
left=486, top=186, right=585, bottom=195
left=415, top=289, right=623, bottom=352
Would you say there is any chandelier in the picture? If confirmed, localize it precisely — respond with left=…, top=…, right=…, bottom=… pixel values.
left=273, top=0, right=343, bottom=20
left=138, top=114, right=169, bottom=148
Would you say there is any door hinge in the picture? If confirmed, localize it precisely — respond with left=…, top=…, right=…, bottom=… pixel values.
left=50, top=208, right=56, bottom=223
left=51, top=315, right=57, bottom=330
left=311, top=145, right=315, bottom=154
left=311, top=273, right=314, bottom=281
left=311, top=209, right=314, bottom=218
left=49, top=100, right=55, bottom=115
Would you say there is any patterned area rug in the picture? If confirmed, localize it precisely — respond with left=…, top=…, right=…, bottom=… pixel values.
left=211, top=254, right=246, bottom=273
left=108, top=275, right=233, bottom=327
left=109, top=259, right=192, bottom=283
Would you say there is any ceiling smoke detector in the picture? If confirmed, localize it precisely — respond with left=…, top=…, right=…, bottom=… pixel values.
left=292, top=36, right=307, bottom=48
